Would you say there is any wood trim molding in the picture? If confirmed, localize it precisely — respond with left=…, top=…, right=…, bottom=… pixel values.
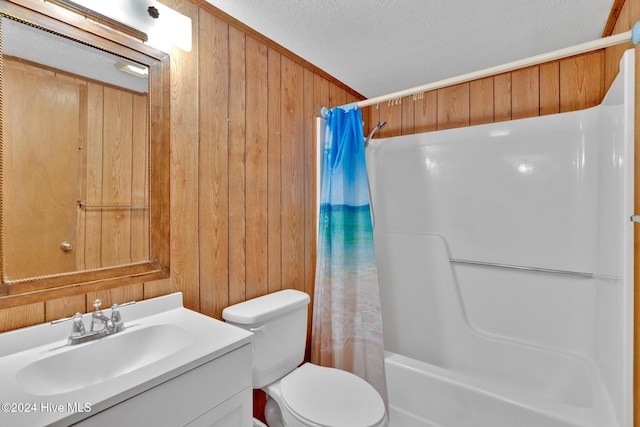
left=602, top=0, right=627, bottom=36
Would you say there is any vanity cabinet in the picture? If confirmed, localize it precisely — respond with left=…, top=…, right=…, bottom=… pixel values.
left=74, top=343, right=252, bottom=427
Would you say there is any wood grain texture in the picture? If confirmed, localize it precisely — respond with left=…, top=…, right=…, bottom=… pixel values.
left=198, top=9, right=230, bottom=319
left=470, top=77, right=494, bottom=125
left=228, top=26, right=247, bottom=306
left=437, top=83, right=470, bottom=130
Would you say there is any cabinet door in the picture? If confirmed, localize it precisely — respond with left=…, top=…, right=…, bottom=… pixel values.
left=74, top=344, right=252, bottom=426
left=186, top=388, right=252, bottom=427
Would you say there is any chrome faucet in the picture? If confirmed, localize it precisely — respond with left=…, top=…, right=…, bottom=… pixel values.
left=90, top=299, right=115, bottom=333
left=52, top=299, right=135, bottom=345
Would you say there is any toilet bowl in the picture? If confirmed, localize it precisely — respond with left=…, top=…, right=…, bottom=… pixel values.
left=222, top=289, right=387, bottom=427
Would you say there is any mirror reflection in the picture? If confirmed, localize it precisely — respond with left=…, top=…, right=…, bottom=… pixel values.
left=2, top=17, right=151, bottom=282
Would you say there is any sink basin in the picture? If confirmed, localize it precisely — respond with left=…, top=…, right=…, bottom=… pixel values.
left=16, top=323, right=192, bottom=396
left=0, top=292, right=253, bottom=427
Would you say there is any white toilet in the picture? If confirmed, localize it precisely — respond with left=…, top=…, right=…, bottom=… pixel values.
left=222, top=289, right=387, bottom=427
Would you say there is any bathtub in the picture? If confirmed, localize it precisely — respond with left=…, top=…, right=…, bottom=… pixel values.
left=367, top=50, right=635, bottom=427
left=384, top=351, right=613, bottom=427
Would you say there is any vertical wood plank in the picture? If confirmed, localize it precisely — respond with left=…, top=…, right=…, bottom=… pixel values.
left=0, top=304, right=44, bottom=333
left=376, top=101, right=392, bottom=138
left=153, top=0, right=201, bottom=311
left=245, top=36, right=269, bottom=300
left=560, top=51, right=605, bottom=112
left=303, top=68, right=316, bottom=354
left=87, top=284, right=144, bottom=309
left=267, top=47, right=283, bottom=293
left=102, top=88, right=133, bottom=266
left=131, top=93, right=149, bottom=262
left=437, top=83, right=469, bottom=130
left=469, top=77, right=494, bottom=125
left=199, top=11, right=229, bottom=318
left=540, top=62, right=560, bottom=115
left=281, top=56, right=305, bottom=291
left=303, top=68, right=315, bottom=296
left=512, top=67, right=540, bottom=119
left=374, top=98, right=402, bottom=138
left=83, top=82, right=104, bottom=269
left=605, top=0, right=632, bottom=92
left=228, top=26, right=247, bottom=306
left=329, top=82, right=347, bottom=108
left=414, top=90, right=437, bottom=134
left=494, top=74, right=512, bottom=122
left=45, top=295, right=86, bottom=321
left=401, top=96, right=415, bottom=135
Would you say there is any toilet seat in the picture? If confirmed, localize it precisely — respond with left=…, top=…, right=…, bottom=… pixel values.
left=280, top=363, right=386, bottom=427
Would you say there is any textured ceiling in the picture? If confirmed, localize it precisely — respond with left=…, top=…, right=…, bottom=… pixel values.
left=205, top=0, right=615, bottom=99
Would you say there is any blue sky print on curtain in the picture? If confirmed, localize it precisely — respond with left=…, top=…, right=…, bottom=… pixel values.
left=312, top=105, right=388, bottom=404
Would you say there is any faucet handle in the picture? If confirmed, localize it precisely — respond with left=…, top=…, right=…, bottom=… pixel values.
left=92, top=299, right=102, bottom=311
left=110, top=301, right=135, bottom=332
left=71, top=313, right=85, bottom=338
left=111, top=303, right=123, bottom=331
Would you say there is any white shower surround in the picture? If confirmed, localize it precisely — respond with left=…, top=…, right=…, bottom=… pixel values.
left=366, top=50, right=635, bottom=427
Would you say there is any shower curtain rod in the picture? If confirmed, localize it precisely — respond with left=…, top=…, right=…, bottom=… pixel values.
left=331, top=22, right=640, bottom=113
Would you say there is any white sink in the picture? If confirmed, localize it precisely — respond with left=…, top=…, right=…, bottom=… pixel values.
left=16, top=323, right=192, bottom=396
left=0, top=292, right=253, bottom=427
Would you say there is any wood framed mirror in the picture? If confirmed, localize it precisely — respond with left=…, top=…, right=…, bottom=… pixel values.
left=0, top=0, right=170, bottom=307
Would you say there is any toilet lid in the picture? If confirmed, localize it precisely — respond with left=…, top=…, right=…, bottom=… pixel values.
left=281, top=363, right=385, bottom=427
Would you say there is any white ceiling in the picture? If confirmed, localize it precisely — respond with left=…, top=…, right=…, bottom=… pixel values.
left=205, top=0, right=615, bottom=99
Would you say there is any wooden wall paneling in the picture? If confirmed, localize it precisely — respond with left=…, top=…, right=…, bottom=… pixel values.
left=375, top=102, right=393, bottom=138
left=400, top=95, right=415, bottom=135
left=470, top=77, right=494, bottom=125
left=87, top=284, right=144, bottom=309
left=245, top=35, right=269, bottom=301
left=131, top=93, right=149, bottom=262
left=367, top=102, right=380, bottom=137
left=45, top=294, right=86, bottom=322
left=267, top=47, right=283, bottom=294
left=101, top=88, right=134, bottom=266
left=437, top=83, right=470, bottom=130
left=511, top=67, right=540, bottom=119
left=303, top=68, right=316, bottom=362
left=493, top=74, right=511, bottom=122
left=414, top=90, right=438, bottom=134
left=559, top=51, right=605, bottom=112
left=303, top=68, right=316, bottom=302
left=280, top=56, right=305, bottom=291
left=328, top=81, right=347, bottom=109
left=198, top=11, right=230, bottom=318
left=159, top=0, right=201, bottom=312
left=84, top=82, right=104, bottom=270
left=605, top=0, right=632, bottom=92
left=228, top=26, right=247, bottom=306
left=0, top=303, right=44, bottom=333
left=76, top=78, right=88, bottom=271
left=540, top=62, right=560, bottom=115
left=384, top=101, right=403, bottom=138
left=631, top=0, right=640, bottom=29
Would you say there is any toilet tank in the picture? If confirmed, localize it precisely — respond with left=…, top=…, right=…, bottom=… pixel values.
left=222, top=289, right=311, bottom=388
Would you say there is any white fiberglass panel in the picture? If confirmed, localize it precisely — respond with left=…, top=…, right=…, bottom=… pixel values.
left=368, top=108, right=599, bottom=274
left=367, top=49, right=634, bottom=427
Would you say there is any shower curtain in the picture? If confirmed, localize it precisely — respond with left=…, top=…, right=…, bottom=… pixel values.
left=311, top=105, right=387, bottom=403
